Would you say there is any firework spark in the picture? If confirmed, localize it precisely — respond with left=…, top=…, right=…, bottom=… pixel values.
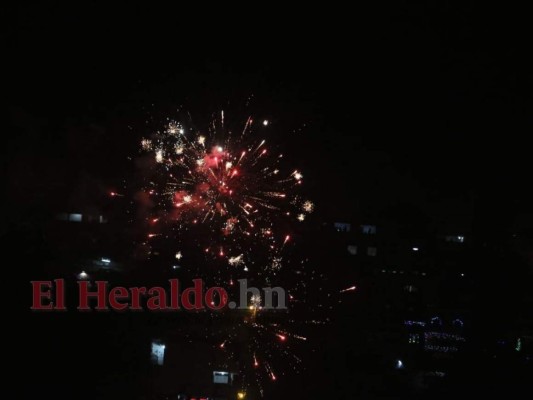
left=302, top=200, right=314, bottom=213
left=228, top=254, right=244, bottom=266
left=340, top=285, right=357, bottom=293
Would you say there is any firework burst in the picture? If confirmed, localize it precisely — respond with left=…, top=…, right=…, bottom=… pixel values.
left=140, top=113, right=313, bottom=272
left=133, top=110, right=325, bottom=397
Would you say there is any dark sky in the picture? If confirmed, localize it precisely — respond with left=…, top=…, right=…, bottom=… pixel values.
left=6, top=2, right=532, bottom=231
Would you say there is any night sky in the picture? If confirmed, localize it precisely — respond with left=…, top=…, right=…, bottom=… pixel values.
left=4, top=3, right=533, bottom=398
left=6, top=2, right=531, bottom=230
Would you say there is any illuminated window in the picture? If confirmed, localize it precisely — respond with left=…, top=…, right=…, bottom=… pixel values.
left=347, top=245, right=357, bottom=255
left=213, top=371, right=230, bottom=384
left=445, top=235, right=465, bottom=243
left=68, top=213, right=82, bottom=222
left=150, top=342, right=165, bottom=366
left=361, top=224, right=377, bottom=234
left=334, top=222, right=351, bottom=232
left=404, top=285, right=417, bottom=293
